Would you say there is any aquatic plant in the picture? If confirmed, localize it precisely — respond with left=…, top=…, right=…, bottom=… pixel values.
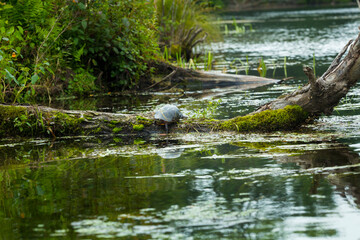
left=257, top=57, right=267, bottom=77
left=224, top=24, right=229, bottom=35
left=284, top=56, right=288, bottom=78
left=313, top=53, right=317, bottom=78
left=240, top=56, right=250, bottom=75
left=272, top=60, right=278, bottom=78
left=205, top=51, right=213, bottom=71
left=191, top=99, right=222, bottom=119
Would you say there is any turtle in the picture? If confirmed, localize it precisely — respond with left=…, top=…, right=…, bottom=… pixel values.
left=154, top=104, right=185, bottom=133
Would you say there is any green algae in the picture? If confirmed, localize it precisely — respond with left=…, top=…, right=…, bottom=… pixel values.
left=220, top=105, right=308, bottom=132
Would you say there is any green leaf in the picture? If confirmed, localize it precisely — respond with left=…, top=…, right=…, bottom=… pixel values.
left=78, top=2, right=86, bottom=10
left=7, top=26, right=14, bottom=35
left=31, top=74, right=39, bottom=84
left=5, top=69, right=18, bottom=84
left=81, top=20, right=87, bottom=30
left=2, top=37, right=9, bottom=41
left=113, top=47, right=119, bottom=54
left=17, top=26, right=24, bottom=34
left=0, top=55, right=3, bottom=61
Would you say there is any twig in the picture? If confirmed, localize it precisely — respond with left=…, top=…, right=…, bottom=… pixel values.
left=145, top=69, right=177, bottom=90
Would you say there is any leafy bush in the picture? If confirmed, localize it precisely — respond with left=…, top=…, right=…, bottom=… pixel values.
left=65, top=0, right=159, bottom=90
left=67, top=68, right=97, bottom=96
left=0, top=0, right=160, bottom=103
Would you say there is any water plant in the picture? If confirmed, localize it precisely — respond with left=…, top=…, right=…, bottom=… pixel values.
left=191, top=99, right=222, bottom=119
left=272, top=60, right=278, bottom=78
left=163, top=46, right=169, bottom=62
left=284, top=56, right=288, bottom=78
left=257, top=57, right=267, bottom=77
left=224, top=24, right=229, bottom=35
left=313, top=53, right=317, bottom=78
left=205, top=51, right=213, bottom=71
left=232, top=19, right=245, bottom=34
left=239, top=56, right=250, bottom=75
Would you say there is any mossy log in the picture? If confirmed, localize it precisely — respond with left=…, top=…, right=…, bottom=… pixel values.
left=0, top=104, right=307, bottom=138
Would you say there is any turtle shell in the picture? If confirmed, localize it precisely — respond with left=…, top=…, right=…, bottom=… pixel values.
left=154, top=104, right=184, bottom=123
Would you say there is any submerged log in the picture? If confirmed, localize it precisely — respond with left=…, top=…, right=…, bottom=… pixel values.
left=150, top=60, right=279, bottom=90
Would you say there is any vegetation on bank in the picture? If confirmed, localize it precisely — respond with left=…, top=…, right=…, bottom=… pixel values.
left=0, top=0, right=223, bottom=104
left=0, top=0, right=160, bottom=103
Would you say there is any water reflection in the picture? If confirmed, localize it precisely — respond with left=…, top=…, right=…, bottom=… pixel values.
left=1, top=6, right=360, bottom=240
left=0, top=137, right=359, bottom=239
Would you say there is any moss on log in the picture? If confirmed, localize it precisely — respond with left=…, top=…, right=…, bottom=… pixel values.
left=220, top=105, right=309, bottom=132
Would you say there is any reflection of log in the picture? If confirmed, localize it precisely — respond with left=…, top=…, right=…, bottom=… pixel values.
left=283, top=146, right=360, bottom=207
left=255, top=34, right=360, bottom=116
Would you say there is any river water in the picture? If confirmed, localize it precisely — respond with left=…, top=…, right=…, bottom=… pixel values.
left=1, top=7, right=360, bottom=240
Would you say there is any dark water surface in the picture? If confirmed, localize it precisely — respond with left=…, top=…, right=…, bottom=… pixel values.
left=2, top=7, right=360, bottom=240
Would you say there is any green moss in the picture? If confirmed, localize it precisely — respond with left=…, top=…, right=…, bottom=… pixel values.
left=108, top=123, right=116, bottom=128
left=134, top=138, right=146, bottom=145
left=113, top=137, right=122, bottom=143
left=113, top=127, right=123, bottom=133
left=52, top=112, right=84, bottom=134
left=110, top=120, right=121, bottom=124
left=220, top=105, right=308, bottom=132
left=93, top=127, right=102, bottom=134
left=133, top=124, right=144, bottom=131
left=84, top=115, right=93, bottom=121
left=136, top=116, right=154, bottom=126
left=0, top=105, right=39, bottom=136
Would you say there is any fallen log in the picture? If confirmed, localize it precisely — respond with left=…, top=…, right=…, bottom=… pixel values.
left=150, top=60, right=279, bottom=90
left=254, top=31, right=360, bottom=116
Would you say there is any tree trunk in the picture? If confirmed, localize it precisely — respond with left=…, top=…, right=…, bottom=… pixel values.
left=254, top=32, right=360, bottom=116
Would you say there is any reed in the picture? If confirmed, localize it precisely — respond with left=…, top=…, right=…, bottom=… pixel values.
left=163, top=46, right=169, bottom=61
left=257, top=57, right=267, bottom=77
left=205, top=51, right=213, bottom=71
left=238, top=56, right=250, bottom=75
left=272, top=60, right=277, bottom=78
left=313, top=53, right=316, bottom=78
left=284, top=56, right=288, bottom=78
